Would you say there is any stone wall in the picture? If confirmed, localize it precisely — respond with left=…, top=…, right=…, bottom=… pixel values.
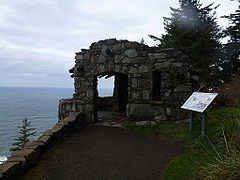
left=58, top=98, right=74, bottom=120
left=59, top=38, right=192, bottom=123
left=97, top=97, right=114, bottom=111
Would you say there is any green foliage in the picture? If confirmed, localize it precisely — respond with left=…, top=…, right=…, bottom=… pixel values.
left=125, top=122, right=192, bottom=143
left=217, top=2, right=240, bottom=81
left=149, top=0, right=222, bottom=86
left=162, top=151, right=208, bottom=180
left=10, top=118, right=37, bottom=151
left=198, top=108, right=240, bottom=180
left=149, top=0, right=239, bottom=88
left=224, top=1, right=240, bottom=43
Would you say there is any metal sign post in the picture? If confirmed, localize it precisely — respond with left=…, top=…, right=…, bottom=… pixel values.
left=189, top=111, right=194, bottom=133
left=201, top=110, right=208, bottom=137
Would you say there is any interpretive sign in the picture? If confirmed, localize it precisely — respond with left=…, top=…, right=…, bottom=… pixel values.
left=181, top=92, right=218, bottom=113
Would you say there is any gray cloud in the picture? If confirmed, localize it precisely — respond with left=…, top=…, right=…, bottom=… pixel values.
left=0, top=0, right=238, bottom=87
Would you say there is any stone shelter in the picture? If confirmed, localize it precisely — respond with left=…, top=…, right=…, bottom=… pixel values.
left=58, top=38, right=192, bottom=123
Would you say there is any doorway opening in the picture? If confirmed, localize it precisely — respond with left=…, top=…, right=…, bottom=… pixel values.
left=95, top=72, right=128, bottom=122
left=97, top=74, right=114, bottom=111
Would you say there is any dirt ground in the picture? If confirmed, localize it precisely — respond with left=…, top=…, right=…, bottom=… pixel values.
left=21, top=125, right=183, bottom=180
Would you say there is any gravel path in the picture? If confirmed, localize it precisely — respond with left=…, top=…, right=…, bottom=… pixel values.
left=22, top=125, right=183, bottom=180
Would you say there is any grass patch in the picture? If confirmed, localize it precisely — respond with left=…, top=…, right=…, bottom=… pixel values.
left=124, top=122, right=197, bottom=143
left=162, top=151, right=207, bottom=180
left=125, top=107, right=240, bottom=180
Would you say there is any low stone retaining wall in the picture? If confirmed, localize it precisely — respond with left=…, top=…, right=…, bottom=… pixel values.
left=0, top=112, right=84, bottom=180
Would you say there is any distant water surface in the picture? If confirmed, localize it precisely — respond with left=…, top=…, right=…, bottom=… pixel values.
left=0, top=87, right=72, bottom=161
left=98, top=88, right=113, bottom=97
left=0, top=87, right=111, bottom=162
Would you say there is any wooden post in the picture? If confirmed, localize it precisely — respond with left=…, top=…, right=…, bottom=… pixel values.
left=201, top=110, right=208, bottom=137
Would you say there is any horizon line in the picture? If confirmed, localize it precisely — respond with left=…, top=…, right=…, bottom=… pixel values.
left=0, top=86, right=114, bottom=89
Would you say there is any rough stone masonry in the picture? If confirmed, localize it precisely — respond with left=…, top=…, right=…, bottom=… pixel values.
left=58, top=38, right=192, bottom=123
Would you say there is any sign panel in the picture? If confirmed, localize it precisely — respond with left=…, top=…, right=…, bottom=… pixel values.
left=181, top=92, right=218, bottom=112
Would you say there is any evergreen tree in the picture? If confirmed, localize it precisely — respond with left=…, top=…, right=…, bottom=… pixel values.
left=218, top=0, right=240, bottom=80
left=150, top=0, right=222, bottom=86
left=140, top=38, right=145, bottom=44
left=10, top=118, right=36, bottom=151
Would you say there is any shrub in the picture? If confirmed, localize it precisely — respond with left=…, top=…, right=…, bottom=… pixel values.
left=215, top=76, right=240, bottom=107
left=10, top=118, right=36, bottom=151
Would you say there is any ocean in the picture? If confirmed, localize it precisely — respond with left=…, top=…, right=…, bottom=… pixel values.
left=0, top=87, right=112, bottom=163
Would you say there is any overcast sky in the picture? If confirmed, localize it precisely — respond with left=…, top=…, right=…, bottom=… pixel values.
left=0, top=0, right=238, bottom=88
